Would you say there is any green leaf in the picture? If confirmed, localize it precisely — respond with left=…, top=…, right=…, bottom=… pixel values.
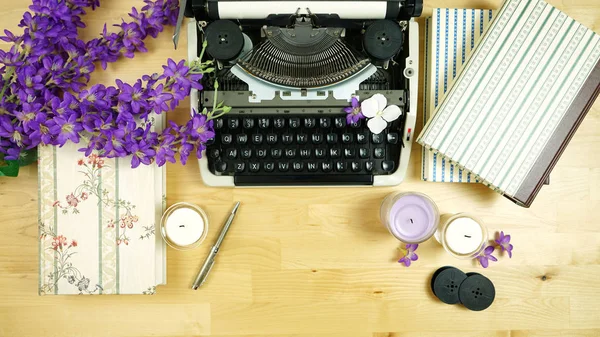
left=0, top=153, right=20, bottom=177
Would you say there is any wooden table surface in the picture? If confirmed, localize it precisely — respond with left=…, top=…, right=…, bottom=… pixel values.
left=1, top=0, right=599, bottom=336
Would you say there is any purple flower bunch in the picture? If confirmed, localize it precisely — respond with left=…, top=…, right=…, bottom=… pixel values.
left=0, top=0, right=222, bottom=168
left=476, top=231, right=513, bottom=268
left=397, top=243, right=419, bottom=267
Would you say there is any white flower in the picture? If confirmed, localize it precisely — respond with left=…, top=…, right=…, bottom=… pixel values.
left=361, top=93, right=402, bottom=134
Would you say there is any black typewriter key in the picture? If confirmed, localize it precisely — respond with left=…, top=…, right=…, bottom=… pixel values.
left=351, top=161, right=361, bottom=172
left=374, top=148, right=385, bottom=159
left=271, top=148, right=282, bottom=159
left=292, top=162, right=304, bottom=172
left=289, top=117, right=301, bottom=129
left=214, top=119, right=224, bottom=130
left=431, top=266, right=467, bottom=305
left=274, top=117, right=285, bottom=129
left=264, top=162, right=275, bottom=172
left=297, top=134, right=308, bottom=144
left=300, top=149, right=311, bottom=159
left=322, top=162, right=333, bottom=172
left=382, top=161, right=395, bottom=172
left=241, top=148, right=252, bottom=159
left=236, top=134, right=248, bottom=145
left=234, top=162, right=245, bottom=173
left=205, top=137, right=215, bottom=145
left=334, top=117, right=346, bottom=128
left=342, top=133, right=353, bottom=144
left=387, top=132, right=399, bottom=144
left=359, top=148, right=369, bottom=158
left=243, top=118, right=254, bottom=129
left=372, top=133, right=384, bottom=144
left=319, top=117, right=331, bottom=128
left=258, top=118, right=270, bottom=129
left=365, top=161, right=374, bottom=172
left=350, top=120, right=361, bottom=128
left=278, top=162, right=289, bottom=172
left=226, top=148, right=238, bottom=159
left=256, top=148, right=267, bottom=159
left=209, top=149, right=220, bottom=159
left=266, top=133, right=278, bottom=145
left=285, top=149, right=297, bottom=159
left=344, top=149, right=356, bottom=158
left=222, top=134, right=233, bottom=145
left=204, top=20, right=245, bottom=62
left=458, top=274, right=495, bottom=311
left=312, top=133, right=324, bottom=144
left=304, top=117, right=316, bottom=128
left=315, top=148, right=326, bottom=159
left=336, top=162, right=347, bottom=172
left=307, top=162, right=318, bottom=172
left=228, top=118, right=239, bottom=129
left=330, top=148, right=341, bottom=158
left=249, top=162, right=260, bottom=173
left=326, top=134, right=338, bottom=144
left=357, top=132, right=368, bottom=144
left=252, top=134, right=263, bottom=145
left=282, top=134, right=294, bottom=145
left=215, top=161, right=227, bottom=173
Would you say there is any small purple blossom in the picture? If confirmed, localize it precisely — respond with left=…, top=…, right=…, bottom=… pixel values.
left=476, top=246, right=498, bottom=268
left=495, top=231, right=513, bottom=258
left=398, top=243, right=419, bottom=267
left=344, top=96, right=364, bottom=125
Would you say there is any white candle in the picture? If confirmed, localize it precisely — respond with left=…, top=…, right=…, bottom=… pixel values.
left=436, top=213, right=487, bottom=259
left=161, top=203, right=208, bottom=249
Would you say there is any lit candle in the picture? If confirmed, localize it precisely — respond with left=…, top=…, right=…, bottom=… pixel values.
left=161, top=202, right=209, bottom=250
left=380, top=192, right=440, bottom=243
left=435, top=213, right=487, bottom=259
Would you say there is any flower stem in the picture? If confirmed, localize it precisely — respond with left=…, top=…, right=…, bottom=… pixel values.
left=0, top=67, right=15, bottom=101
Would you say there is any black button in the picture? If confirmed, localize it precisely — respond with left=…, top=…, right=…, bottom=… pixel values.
left=226, top=148, right=237, bottom=159
left=315, top=148, right=326, bottom=158
left=336, top=162, right=347, bottom=172
left=458, top=274, right=495, bottom=311
left=271, top=148, right=282, bottom=159
left=326, top=134, right=338, bottom=144
left=342, top=133, right=353, bottom=144
left=228, top=118, right=239, bottom=129
left=289, top=118, right=300, bottom=129
left=236, top=134, right=248, bottom=145
left=241, top=148, right=252, bottom=159
left=256, top=148, right=267, bottom=158
left=307, top=162, right=318, bottom=172
left=266, top=133, right=278, bottom=145
left=222, top=134, right=233, bottom=145
left=282, top=134, right=293, bottom=145
left=215, top=161, right=227, bottom=173
left=319, top=117, right=331, bottom=128
left=285, top=149, right=297, bottom=158
left=372, top=133, right=384, bottom=144
left=209, top=149, right=220, bottom=159
left=334, top=117, right=345, bottom=128
left=322, top=162, right=333, bottom=172
left=258, top=118, right=270, bottom=129
left=365, top=161, right=374, bottom=172
left=344, top=149, right=356, bottom=158
left=252, top=134, right=263, bottom=145
left=292, top=162, right=304, bottom=171
left=382, top=161, right=394, bottom=172
left=359, top=148, right=369, bottom=158
left=297, top=134, right=308, bottom=144
left=351, top=161, right=361, bottom=172
left=330, top=148, right=341, bottom=158
left=350, top=120, right=361, bottom=128
left=249, top=162, right=260, bottom=172
left=387, top=132, right=399, bottom=144
left=300, top=149, right=311, bottom=159
left=431, top=267, right=468, bottom=305
left=234, top=162, right=245, bottom=173
left=274, top=117, right=285, bottom=129
left=357, top=133, right=367, bottom=144
left=374, top=148, right=385, bottom=159
left=243, top=118, right=254, bottom=129
left=278, top=162, right=289, bottom=172
left=312, top=134, right=324, bottom=144
left=304, top=118, right=316, bottom=128
left=214, top=119, right=224, bottom=130
left=264, top=162, right=275, bottom=172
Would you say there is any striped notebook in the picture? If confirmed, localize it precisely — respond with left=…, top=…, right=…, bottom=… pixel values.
left=418, top=0, right=600, bottom=207
left=422, top=9, right=494, bottom=183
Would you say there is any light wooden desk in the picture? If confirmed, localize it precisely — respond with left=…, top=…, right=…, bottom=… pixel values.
left=1, top=1, right=599, bottom=336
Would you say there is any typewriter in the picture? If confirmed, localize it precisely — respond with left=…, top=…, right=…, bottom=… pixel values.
left=184, top=0, right=422, bottom=187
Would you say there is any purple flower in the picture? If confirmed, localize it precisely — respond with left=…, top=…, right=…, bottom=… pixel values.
left=495, top=231, right=513, bottom=258
left=476, top=246, right=498, bottom=268
left=398, top=243, right=418, bottom=267
left=129, top=139, right=156, bottom=168
left=187, top=113, right=215, bottom=143
left=0, top=46, right=23, bottom=66
left=80, top=84, right=110, bottom=111
left=344, top=96, right=364, bottom=125
left=17, top=66, right=45, bottom=92
left=48, top=113, right=83, bottom=146
left=118, top=21, right=147, bottom=57
left=0, top=116, right=24, bottom=146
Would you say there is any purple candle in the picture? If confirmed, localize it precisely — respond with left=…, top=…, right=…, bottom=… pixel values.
left=380, top=192, right=440, bottom=243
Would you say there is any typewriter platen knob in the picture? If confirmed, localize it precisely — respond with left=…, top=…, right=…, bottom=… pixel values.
left=363, top=20, right=404, bottom=62
left=204, top=20, right=245, bottom=62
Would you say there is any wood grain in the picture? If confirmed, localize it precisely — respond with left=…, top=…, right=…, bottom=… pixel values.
left=0, top=0, right=599, bottom=336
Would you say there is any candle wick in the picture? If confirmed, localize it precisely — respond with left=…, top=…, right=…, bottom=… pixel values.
left=409, top=219, right=413, bottom=224
left=464, top=235, right=471, bottom=238
left=179, top=225, right=185, bottom=228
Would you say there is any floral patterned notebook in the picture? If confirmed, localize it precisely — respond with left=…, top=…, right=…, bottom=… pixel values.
left=38, top=141, right=166, bottom=295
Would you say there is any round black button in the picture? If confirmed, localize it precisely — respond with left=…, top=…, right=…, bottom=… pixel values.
left=205, top=20, right=245, bottom=61
left=431, top=266, right=467, bottom=305
left=458, top=274, right=495, bottom=311
left=363, top=20, right=403, bottom=61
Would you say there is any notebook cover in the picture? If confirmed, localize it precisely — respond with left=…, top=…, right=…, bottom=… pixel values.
left=418, top=0, right=600, bottom=207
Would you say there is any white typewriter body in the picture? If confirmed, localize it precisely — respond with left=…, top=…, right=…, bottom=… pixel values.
left=186, top=1, right=421, bottom=187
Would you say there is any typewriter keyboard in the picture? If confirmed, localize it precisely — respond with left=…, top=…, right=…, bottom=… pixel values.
left=206, top=114, right=403, bottom=186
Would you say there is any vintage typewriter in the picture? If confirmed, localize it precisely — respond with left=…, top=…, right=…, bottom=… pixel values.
left=184, top=0, right=422, bottom=187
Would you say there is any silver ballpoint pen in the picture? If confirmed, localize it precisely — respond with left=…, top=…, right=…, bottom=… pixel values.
left=192, top=201, right=241, bottom=290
